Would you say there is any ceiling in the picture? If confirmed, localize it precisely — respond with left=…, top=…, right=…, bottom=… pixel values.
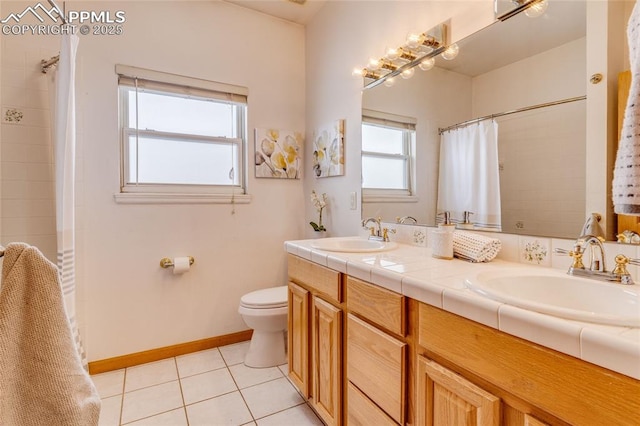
left=223, top=0, right=326, bottom=25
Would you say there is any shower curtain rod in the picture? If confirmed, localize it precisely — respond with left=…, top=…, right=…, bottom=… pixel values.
left=438, top=95, right=587, bottom=135
left=40, top=0, right=66, bottom=73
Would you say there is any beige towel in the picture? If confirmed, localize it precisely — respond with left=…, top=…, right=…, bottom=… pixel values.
left=0, top=243, right=100, bottom=426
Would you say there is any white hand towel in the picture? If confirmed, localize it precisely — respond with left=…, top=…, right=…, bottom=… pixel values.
left=613, top=1, right=640, bottom=214
left=453, top=231, right=502, bottom=263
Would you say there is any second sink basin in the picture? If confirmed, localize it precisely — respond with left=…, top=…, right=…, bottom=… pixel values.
left=311, top=237, right=398, bottom=253
left=465, top=269, right=640, bottom=327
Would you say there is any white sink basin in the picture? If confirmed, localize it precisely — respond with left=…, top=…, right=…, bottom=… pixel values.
left=311, top=237, right=398, bottom=253
left=465, top=270, right=640, bottom=327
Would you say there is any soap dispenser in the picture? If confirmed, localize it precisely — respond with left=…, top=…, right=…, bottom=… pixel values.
left=459, top=211, right=475, bottom=230
left=437, top=211, right=455, bottom=232
left=433, top=211, right=454, bottom=260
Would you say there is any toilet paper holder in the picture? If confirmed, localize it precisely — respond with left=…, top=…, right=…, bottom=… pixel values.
left=160, top=256, right=195, bottom=268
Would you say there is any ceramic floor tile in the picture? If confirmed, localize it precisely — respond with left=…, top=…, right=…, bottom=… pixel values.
left=98, top=395, right=122, bottom=426
left=124, top=358, right=178, bottom=392
left=256, top=403, right=323, bottom=425
left=229, top=363, right=283, bottom=389
left=92, top=369, right=125, bottom=399
left=123, top=408, right=188, bottom=426
left=180, top=367, right=238, bottom=405
left=241, top=377, right=304, bottom=419
left=120, top=380, right=184, bottom=424
left=186, top=391, right=253, bottom=426
left=176, top=348, right=226, bottom=378
left=219, top=341, right=250, bottom=366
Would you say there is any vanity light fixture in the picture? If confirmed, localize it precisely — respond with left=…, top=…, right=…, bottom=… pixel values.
left=498, top=0, right=549, bottom=21
left=441, top=43, right=459, bottom=60
left=356, top=21, right=453, bottom=89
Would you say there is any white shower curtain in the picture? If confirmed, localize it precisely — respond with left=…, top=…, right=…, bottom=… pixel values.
left=48, top=34, right=87, bottom=367
left=437, top=120, right=502, bottom=230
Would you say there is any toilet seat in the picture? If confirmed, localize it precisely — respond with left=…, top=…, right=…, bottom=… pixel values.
left=240, top=286, right=287, bottom=309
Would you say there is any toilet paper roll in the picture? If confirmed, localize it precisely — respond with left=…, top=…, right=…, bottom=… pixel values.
left=173, top=257, right=191, bottom=275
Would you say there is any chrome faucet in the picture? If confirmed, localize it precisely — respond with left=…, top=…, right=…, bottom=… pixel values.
left=396, top=216, right=418, bottom=224
left=361, top=217, right=395, bottom=242
left=555, top=234, right=637, bottom=285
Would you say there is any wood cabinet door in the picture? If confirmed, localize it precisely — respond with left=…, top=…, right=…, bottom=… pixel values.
left=417, top=356, right=500, bottom=426
left=347, top=313, right=406, bottom=424
left=288, top=282, right=310, bottom=398
left=312, top=296, right=342, bottom=426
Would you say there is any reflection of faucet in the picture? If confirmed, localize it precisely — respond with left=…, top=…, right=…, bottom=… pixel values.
left=396, top=216, right=417, bottom=224
left=361, top=217, right=395, bottom=242
left=554, top=234, right=636, bottom=285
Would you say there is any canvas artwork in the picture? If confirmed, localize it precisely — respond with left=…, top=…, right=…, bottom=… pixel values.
left=254, top=128, right=303, bottom=179
left=313, top=119, right=345, bottom=178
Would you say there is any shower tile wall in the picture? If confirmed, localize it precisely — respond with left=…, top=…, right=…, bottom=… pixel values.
left=0, top=26, right=71, bottom=263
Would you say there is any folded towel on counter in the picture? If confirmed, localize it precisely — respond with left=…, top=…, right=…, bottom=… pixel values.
left=453, top=231, right=502, bottom=262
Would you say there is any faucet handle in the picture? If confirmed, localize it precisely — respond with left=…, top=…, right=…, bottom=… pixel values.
left=568, top=250, right=585, bottom=269
left=382, top=227, right=396, bottom=242
left=613, top=254, right=636, bottom=285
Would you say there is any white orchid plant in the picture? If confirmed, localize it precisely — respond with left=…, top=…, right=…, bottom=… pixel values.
left=310, top=190, right=328, bottom=232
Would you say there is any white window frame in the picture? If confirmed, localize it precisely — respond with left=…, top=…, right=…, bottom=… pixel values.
left=114, top=65, right=251, bottom=204
left=361, top=109, right=417, bottom=204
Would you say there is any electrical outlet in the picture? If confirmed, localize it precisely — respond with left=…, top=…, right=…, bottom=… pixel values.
left=350, top=192, right=357, bottom=210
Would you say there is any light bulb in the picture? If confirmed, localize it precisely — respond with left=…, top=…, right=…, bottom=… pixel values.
left=524, top=0, right=548, bottom=18
left=385, top=47, right=400, bottom=61
left=418, top=57, right=435, bottom=71
left=352, top=68, right=364, bottom=76
left=383, top=77, right=396, bottom=87
left=401, top=67, right=415, bottom=79
left=441, top=43, right=459, bottom=61
left=405, top=32, right=424, bottom=49
left=368, top=57, right=381, bottom=69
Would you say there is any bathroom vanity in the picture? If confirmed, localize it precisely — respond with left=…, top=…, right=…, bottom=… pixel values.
left=285, top=240, right=640, bottom=426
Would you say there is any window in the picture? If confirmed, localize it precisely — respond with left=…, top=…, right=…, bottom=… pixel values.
left=116, top=65, right=249, bottom=203
left=361, top=109, right=416, bottom=201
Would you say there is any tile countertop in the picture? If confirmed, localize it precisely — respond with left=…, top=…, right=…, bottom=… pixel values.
left=284, top=239, right=640, bottom=380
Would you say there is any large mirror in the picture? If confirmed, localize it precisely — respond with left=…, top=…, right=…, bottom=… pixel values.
left=361, top=0, right=588, bottom=239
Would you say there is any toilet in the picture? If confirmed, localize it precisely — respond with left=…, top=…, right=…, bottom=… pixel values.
left=238, top=286, right=288, bottom=368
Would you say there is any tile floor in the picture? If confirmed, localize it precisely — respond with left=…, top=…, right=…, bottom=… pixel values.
left=91, top=341, right=323, bottom=426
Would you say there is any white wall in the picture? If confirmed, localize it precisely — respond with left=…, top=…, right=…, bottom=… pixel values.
left=1, top=1, right=306, bottom=361
left=304, top=0, right=495, bottom=238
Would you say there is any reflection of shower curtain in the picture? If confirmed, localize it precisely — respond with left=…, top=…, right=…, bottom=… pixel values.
left=437, top=120, right=502, bottom=230
left=48, top=34, right=87, bottom=367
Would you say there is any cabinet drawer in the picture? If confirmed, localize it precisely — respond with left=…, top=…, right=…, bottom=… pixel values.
left=347, top=313, right=406, bottom=424
left=347, top=382, right=398, bottom=426
left=288, top=255, right=341, bottom=303
left=347, top=276, right=404, bottom=335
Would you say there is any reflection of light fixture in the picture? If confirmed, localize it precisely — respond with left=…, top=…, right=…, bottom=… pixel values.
left=524, top=0, right=548, bottom=18
left=355, top=21, right=452, bottom=89
left=418, top=57, right=435, bottom=71
left=441, top=43, right=459, bottom=60
left=384, top=77, right=396, bottom=87
left=401, top=68, right=415, bottom=79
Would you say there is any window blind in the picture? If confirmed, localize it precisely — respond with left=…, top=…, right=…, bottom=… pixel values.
left=362, top=108, right=416, bottom=131
left=116, top=64, right=248, bottom=104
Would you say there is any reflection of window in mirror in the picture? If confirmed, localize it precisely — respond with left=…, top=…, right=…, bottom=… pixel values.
left=361, top=110, right=416, bottom=201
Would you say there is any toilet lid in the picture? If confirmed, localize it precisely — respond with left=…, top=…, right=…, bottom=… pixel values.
left=240, top=286, right=288, bottom=309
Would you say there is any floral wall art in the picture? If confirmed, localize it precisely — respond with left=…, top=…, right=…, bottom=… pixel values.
left=255, top=128, right=303, bottom=179
left=313, top=119, right=345, bottom=178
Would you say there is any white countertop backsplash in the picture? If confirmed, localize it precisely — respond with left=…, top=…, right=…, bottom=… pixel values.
left=285, top=230, right=640, bottom=380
